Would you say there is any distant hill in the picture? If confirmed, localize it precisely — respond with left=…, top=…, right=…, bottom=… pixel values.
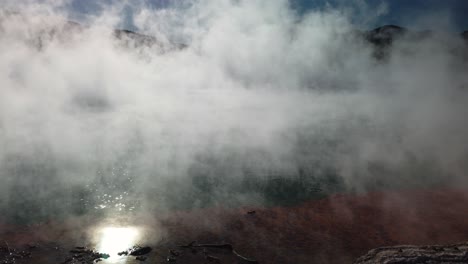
left=365, top=25, right=407, bottom=46
left=0, top=10, right=183, bottom=52
left=462, top=30, right=468, bottom=40
left=0, top=10, right=466, bottom=56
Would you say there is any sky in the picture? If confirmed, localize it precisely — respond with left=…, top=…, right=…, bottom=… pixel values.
left=64, top=0, right=468, bottom=32
left=380, top=0, right=468, bottom=31
left=296, top=0, right=468, bottom=31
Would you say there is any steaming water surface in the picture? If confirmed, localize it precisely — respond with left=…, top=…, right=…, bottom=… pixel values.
left=0, top=1, right=468, bottom=225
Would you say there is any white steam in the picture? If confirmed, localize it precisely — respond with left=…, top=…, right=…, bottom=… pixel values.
left=0, top=0, right=467, bottom=221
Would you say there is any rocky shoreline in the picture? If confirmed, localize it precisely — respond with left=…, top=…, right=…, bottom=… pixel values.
left=355, top=242, right=468, bottom=264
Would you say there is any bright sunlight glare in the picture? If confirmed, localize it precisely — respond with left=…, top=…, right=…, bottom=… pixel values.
left=97, top=226, right=140, bottom=262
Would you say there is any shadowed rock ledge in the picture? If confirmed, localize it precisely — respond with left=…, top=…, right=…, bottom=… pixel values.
left=355, top=242, right=468, bottom=264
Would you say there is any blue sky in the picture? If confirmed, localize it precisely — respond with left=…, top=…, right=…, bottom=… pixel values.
left=295, top=0, right=468, bottom=31
left=66, top=0, right=468, bottom=31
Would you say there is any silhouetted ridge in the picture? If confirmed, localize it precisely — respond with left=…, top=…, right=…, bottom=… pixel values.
left=365, top=25, right=407, bottom=46
left=462, top=31, right=468, bottom=40
left=113, top=28, right=160, bottom=47
left=365, top=25, right=408, bottom=46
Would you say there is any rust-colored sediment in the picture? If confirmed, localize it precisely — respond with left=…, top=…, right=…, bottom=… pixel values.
left=2, top=188, right=468, bottom=263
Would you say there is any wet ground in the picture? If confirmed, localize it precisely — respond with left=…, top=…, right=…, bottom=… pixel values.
left=0, top=237, right=255, bottom=264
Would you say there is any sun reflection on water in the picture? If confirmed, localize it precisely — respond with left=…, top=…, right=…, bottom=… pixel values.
left=97, top=226, right=140, bottom=262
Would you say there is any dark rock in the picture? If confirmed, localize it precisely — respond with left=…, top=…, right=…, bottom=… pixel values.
left=169, top=249, right=180, bottom=256
left=205, top=254, right=221, bottom=263
left=129, top=246, right=152, bottom=256
left=354, top=242, right=468, bottom=264
left=62, top=247, right=109, bottom=264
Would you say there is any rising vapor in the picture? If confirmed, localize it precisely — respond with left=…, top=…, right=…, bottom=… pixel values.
left=0, top=0, right=467, bottom=223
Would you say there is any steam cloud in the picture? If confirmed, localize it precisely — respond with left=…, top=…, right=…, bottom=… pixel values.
left=0, top=0, right=467, bottom=223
